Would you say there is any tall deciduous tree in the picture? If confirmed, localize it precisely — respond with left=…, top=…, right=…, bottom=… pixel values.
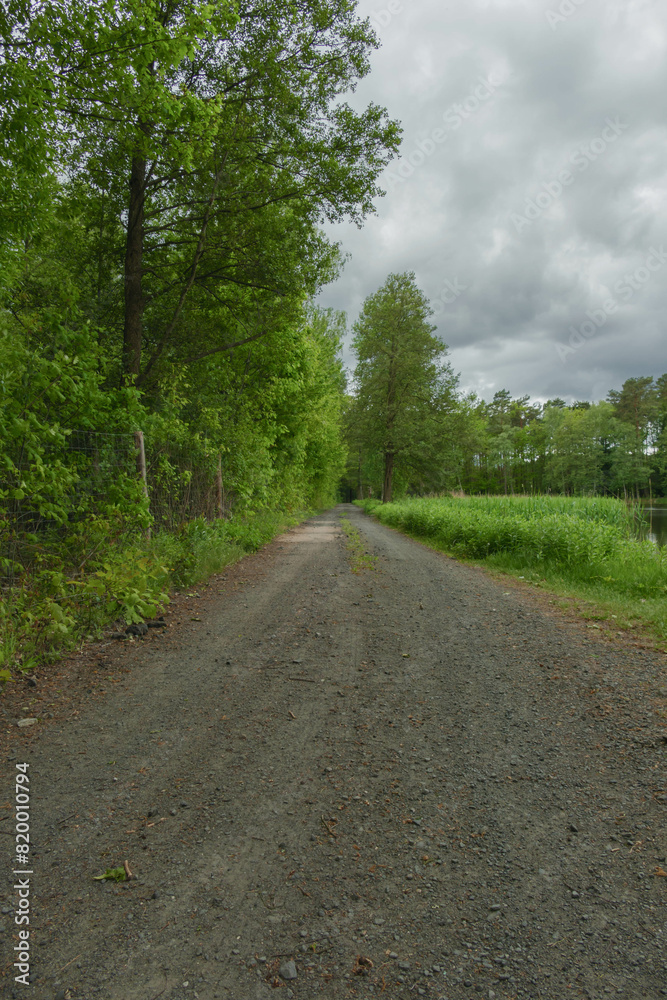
left=26, top=0, right=401, bottom=385
left=350, top=272, right=457, bottom=502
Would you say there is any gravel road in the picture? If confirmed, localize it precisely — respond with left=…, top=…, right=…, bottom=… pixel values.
left=2, top=504, right=666, bottom=1000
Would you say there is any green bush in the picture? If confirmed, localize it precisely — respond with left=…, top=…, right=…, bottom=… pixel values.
left=0, top=508, right=308, bottom=678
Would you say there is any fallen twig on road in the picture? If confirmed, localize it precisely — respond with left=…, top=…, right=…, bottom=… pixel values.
left=321, top=816, right=338, bottom=837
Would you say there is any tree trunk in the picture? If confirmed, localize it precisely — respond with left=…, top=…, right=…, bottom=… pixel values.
left=123, top=156, right=146, bottom=383
left=383, top=451, right=394, bottom=503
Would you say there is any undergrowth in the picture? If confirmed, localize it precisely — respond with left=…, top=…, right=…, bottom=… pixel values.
left=357, top=495, right=667, bottom=648
left=0, top=508, right=306, bottom=684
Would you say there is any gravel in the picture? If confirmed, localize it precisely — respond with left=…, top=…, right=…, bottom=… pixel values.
left=1, top=505, right=665, bottom=999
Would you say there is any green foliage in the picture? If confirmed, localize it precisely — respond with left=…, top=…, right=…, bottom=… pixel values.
left=425, top=377, right=667, bottom=498
left=346, top=372, right=667, bottom=500
left=93, top=866, right=128, bottom=883
left=1, top=0, right=362, bottom=684
left=84, top=553, right=170, bottom=625
left=363, top=494, right=638, bottom=564
left=0, top=308, right=150, bottom=580
left=359, top=495, right=667, bottom=645
left=0, top=507, right=307, bottom=675
left=17, top=0, right=399, bottom=386
left=0, top=299, right=347, bottom=678
left=348, top=272, right=458, bottom=502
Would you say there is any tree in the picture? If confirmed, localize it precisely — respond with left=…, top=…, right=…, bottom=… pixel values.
left=608, top=377, right=657, bottom=453
left=453, top=394, right=492, bottom=494
left=18, top=0, right=401, bottom=386
left=350, top=272, right=457, bottom=503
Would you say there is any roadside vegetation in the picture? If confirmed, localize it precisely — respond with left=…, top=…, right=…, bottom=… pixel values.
left=339, top=513, right=377, bottom=574
left=0, top=1, right=401, bottom=681
left=0, top=509, right=308, bottom=685
left=358, top=495, right=667, bottom=648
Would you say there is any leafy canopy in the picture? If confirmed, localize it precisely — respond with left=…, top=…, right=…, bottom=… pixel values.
left=350, top=272, right=458, bottom=500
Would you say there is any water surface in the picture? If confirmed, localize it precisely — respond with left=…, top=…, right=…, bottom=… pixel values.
left=640, top=500, right=667, bottom=547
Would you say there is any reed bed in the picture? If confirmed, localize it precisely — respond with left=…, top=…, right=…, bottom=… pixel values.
left=358, top=495, right=667, bottom=644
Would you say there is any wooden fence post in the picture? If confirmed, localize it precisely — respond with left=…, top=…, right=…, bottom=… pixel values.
left=134, top=430, right=151, bottom=540
left=216, top=453, right=224, bottom=519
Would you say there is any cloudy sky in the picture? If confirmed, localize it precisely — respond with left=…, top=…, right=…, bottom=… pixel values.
left=317, top=0, right=667, bottom=403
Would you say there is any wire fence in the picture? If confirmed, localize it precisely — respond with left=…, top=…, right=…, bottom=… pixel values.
left=147, top=439, right=226, bottom=531
left=0, top=430, right=226, bottom=587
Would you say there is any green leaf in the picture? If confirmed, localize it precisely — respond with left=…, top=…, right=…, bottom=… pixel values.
left=93, top=866, right=127, bottom=882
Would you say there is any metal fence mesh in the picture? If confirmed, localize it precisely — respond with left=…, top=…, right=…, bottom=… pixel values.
left=147, top=442, right=221, bottom=532
left=0, top=430, right=223, bottom=587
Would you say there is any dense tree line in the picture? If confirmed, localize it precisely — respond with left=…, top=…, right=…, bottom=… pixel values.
left=451, top=377, right=667, bottom=497
left=346, top=374, right=667, bottom=500
left=0, top=1, right=403, bottom=669
left=1, top=1, right=400, bottom=548
left=342, top=276, right=666, bottom=500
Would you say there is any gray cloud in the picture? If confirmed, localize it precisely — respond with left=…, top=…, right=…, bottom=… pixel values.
left=318, top=0, right=667, bottom=402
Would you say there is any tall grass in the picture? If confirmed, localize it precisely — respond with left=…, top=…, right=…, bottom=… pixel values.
left=358, top=496, right=667, bottom=644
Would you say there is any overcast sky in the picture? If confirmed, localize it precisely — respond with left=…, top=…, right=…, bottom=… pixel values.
left=317, top=0, right=667, bottom=403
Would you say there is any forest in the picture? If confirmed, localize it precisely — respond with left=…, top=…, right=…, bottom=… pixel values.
left=0, top=0, right=400, bottom=672
left=345, top=374, right=667, bottom=502
left=1, top=3, right=665, bottom=675
left=343, top=273, right=667, bottom=502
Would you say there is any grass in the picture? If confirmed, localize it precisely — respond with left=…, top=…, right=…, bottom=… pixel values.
left=339, top=513, right=377, bottom=574
left=0, top=507, right=309, bottom=682
left=357, top=495, right=667, bottom=649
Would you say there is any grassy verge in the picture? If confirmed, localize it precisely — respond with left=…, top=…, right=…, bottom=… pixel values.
left=1, top=508, right=309, bottom=684
left=340, top=513, right=377, bottom=574
left=357, top=496, right=667, bottom=650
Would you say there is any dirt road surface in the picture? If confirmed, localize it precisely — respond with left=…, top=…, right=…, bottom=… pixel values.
left=2, top=505, right=666, bottom=1000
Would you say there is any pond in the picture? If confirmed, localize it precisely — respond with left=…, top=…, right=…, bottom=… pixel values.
left=640, top=500, right=667, bottom=547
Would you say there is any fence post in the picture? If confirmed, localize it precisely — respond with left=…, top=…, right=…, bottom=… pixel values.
left=134, top=430, right=151, bottom=540
left=216, top=453, right=224, bottom=519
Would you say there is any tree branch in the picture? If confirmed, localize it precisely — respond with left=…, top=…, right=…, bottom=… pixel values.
left=180, top=327, right=270, bottom=365
left=137, top=114, right=243, bottom=386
